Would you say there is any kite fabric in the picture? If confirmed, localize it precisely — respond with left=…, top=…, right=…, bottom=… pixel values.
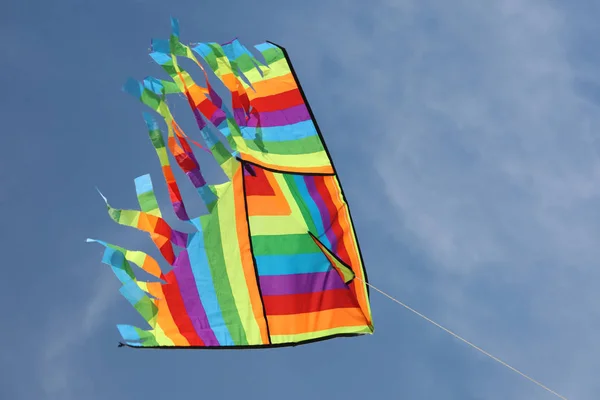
left=89, top=18, right=373, bottom=348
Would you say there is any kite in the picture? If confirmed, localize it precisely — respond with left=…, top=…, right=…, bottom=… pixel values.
left=89, top=18, right=373, bottom=348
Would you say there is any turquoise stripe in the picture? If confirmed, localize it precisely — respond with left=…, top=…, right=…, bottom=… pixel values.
left=100, top=246, right=134, bottom=284
left=117, top=324, right=141, bottom=342
left=256, top=253, right=332, bottom=276
left=150, top=50, right=171, bottom=66
left=254, top=42, right=277, bottom=52
left=186, top=230, right=235, bottom=346
left=134, top=174, right=153, bottom=196
left=292, top=176, right=331, bottom=247
left=119, top=280, right=145, bottom=305
left=241, top=120, right=318, bottom=142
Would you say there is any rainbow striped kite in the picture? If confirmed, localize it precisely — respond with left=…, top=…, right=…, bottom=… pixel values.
left=89, top=19, right=373, bottom=348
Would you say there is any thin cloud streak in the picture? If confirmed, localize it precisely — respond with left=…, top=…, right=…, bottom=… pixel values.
left=39, top=271, right=119, bottom=400
left=272, top=0, right=600, bottom=398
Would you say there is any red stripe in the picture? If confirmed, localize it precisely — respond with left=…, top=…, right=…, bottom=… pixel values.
left=251, top=89, right=304, bottom=112
left=160, top=271, right=204, bottom=346
left=313, top=176, right=351, bottom=265
left=262, top=288, right=358, bottom=316
left=312, top=176, right=358, bottom=300
left=244, top=167, right=275, bottom=196
left=196, top=98, right=220, bottom=121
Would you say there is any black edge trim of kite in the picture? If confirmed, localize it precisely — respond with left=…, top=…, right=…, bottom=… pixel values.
left=265, top=41, right=371, bottom=299
left=307, top=231, right=356, bottom=285
left=240, top=159, right=272, bottom=345
left=118, top=332, right=368, bottom=350
left=236, top=157, right=335, bottom=177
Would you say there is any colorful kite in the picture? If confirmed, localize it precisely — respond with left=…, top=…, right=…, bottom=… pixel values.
left=89, top=19, right=373, bottom=348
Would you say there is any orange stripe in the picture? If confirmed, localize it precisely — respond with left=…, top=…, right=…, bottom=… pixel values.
left=187, top=84, right=209, bottom=103
left=323, top=176, right=372, bottom=325
left=248, top=73, right=297, bottom=100
left=144, top=286, right=190, bottom=346
left=267, top=307, right=368, bottom=336
left=246, top=169, right=291, bottom=216
left=141, top=256, right=162, bottom=278
left=233, top=167, right=270, bottom=344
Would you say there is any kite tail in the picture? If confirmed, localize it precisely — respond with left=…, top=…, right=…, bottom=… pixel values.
left=126, top=75, right=224, bottom=215
left=87, top=238, right=199, bottom=347
left=86, top=240, right=162, bottom=344
left=190, top=39, right=275, bottom=157
left=141, top=112, right=192, bottom=221
left=96, top=176, right=187, bottom=265
left=149, top=28, right=247, bottom=155
left=117, top=324, right=160, bottom=347
left=166, top=120, right=219, bottom=210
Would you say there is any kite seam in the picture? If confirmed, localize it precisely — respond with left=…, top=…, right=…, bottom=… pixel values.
left=358, top=278, right=569, bottom=400
left=241, top=159, right=272, bottom=344
left=271, top=43, right=372, bottom=300
left=237, top=157, right=336, bottom=177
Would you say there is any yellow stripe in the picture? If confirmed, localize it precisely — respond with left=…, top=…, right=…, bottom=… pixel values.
left=234, top=139, right=331, bottom=170
left=270, top=325, right=373, bottom=345
left=244, top=58, right=290, bottom=85
left=213, top=182, right=263, bottom=344
left=247, top=173, right=308, bottom=235
left=152, top=324, right=175, bottom=346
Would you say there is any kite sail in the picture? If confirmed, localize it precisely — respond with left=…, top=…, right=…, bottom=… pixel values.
left=89, top=18, right=373, bottom=348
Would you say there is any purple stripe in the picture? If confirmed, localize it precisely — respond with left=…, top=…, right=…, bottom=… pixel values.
left=246, top=104, right=310, bottom=128
left=191, top=106, right=207, bottom=129
left=172, top=250, right=220, bottom=346
left=233, top=107, right=248, bottom=126
left=186, top=169, right=206, bottom=187
left=304, top=176, right=338, bottom=250
left=172, top=201, right=190, bottom=221
left=170, top=230, right=188, bottom=247
left=259, top=270, right=347, bottom=296
left=208, top=85, right=223, bottom=108
left=209, top=108, right=226, bottom=127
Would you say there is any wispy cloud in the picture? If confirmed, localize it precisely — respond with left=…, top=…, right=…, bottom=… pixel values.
left=272, top=0, right=600, bottom=398
left=38, top=262, right=119, bottom=400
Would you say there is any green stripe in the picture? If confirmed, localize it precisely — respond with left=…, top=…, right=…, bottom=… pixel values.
left=283, top=175, right=318, bottom=234
left=137, top=191, right=159, bottom=213
left=211, top=140, right=233, bottom=166
left=141, top=89, right=162, bottom=110
left=200, top=212, right=249, bottom=345
left=234, top=55, right=256, bottom=73
left=252, top=234, right=319, bottom=256
left=208, top=43, right=227, bottom=58
left=107, top=243, right=136, bottom=280
left=134, top=297, right=158, bottom=325
left=225, top=117, right=243, bottom=149
left=243, top=134, right=325, bottom=155
left=169, top=34, right=188, bottom=57
left=135, top=327, right=160, bottom=347
left=202, top=49, right=219, bottom=71
left=148, top=128, right=166, bottom=148
left=260, top=47, right=285, bottom=66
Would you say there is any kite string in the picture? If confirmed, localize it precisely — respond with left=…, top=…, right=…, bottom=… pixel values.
left=356, top=278, right=568, bottom=400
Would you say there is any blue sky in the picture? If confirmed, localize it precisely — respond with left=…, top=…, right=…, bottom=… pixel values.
left=2, top=0, right=599, bottom=399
